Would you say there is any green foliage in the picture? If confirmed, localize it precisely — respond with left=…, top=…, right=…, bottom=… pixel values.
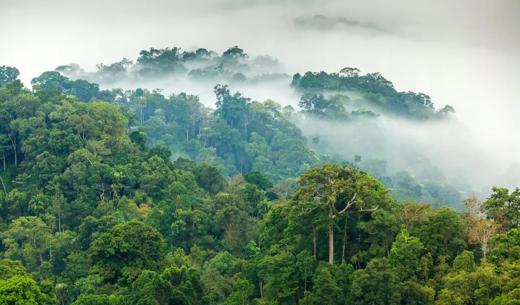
left=293, top=164, right=396, bottom=264
left=244, top=171, right=273, bottom=191
left=491, top=288, right=520, bottom=305
left=350, top=258, right=400, bottom=305
left=298, top=93, right=349, bottom=121
left=389, top=227, right=425, bottom=281
left=412, top=207, right=467, bottom=261
left=71, top=294, right=120, bottom=305
left=452, top=251, right=476, bottom=272
left=0, top=66, right=20, bottom=85
left=125, top=266, right=204, bottom=305
left=0, top=259, right=27, bottom=279
left=194, top=163, right=226, bottom=195
left=0, top=275, right=46, bottom=305
left=483, top=187, right=520, bottom=231
left=31, top=69, right=319, bottom=181
left=90, top=221, right=164, bottom=283
left=292, top=70, right=453, bottom=120
left=488, top=228, right=520, bottom=266
left=436, top=263, right=502, bottom=305
left=2, top=217, right=52, bottom=273
left=31, top=72, right=113, bottom=102
left=0, top=67, right=517, bottom=305
left=301, top=263, right=353, bottom=305
left=398, top=281, right=434, bottom=305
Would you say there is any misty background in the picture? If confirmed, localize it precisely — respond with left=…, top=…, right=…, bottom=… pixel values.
left=1, top=0, right=519, bottom=196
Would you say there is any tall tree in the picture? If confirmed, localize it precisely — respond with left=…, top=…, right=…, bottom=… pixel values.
left=294, top=164, right=387, bottom=264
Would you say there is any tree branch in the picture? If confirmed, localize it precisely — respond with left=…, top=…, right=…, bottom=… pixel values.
left=337, top=193, right=357, bottom=215
left=350, top=206, right=379, bottom=213
left=0, top=175, right=7, bottom=196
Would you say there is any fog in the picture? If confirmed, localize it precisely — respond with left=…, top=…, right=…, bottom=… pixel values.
left=1, top=0, right=519, bottom=196
left=297, top=114, right=519, bottom=195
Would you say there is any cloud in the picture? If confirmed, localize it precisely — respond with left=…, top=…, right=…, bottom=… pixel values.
left=219, top=0, right=313, bottom=9
left=293, top=14, right=386, bottom=33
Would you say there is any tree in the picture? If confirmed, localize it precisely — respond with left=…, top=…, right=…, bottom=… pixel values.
left=398, top=281, right=434, bottom=305
left=339, top=67, right=360, bottom=77
left=0, top=91, right=39, bottom=168
left=213, top=192, right=256, bottom=255
left=396, top=201, right=431, bottom=230
left=0, top=66, right=20, bottom=85
left=464, top=195, right=499, bottom=258
left=126, top=270, right=167, bottom=305
left=0, top=275, right=46, bottom=305
left=222, top=46, right=248, bottom=62
left=244, top=171, right=273, bottom=191
left=301, top=263, right=352, bottom=305
left=195, top=163, right=226, bottom=195
left=31, top=71, right=70, bottom=92
left=436, top=263, right=501, bottom=305
left=298, top=94, right=348, bottom=120
left=71, top=294, right=120, bottom=305
left=225, top=278, right=254, bottom=305
left=90, top=221, right=164, bottom=283
left=2, top=216, right=53, bottom=273
left=490, top=288, right=520, bottom=305
left=294, top=164, right=386, bottom=264
left=482, top=187, right=520, bottom=231
left=214, top=85, right=250, bottom=133
left=389, top=227, right=425, bottom=281
left=0, top=259, right=27, bottom=280
left=257, top=249, right=313, bottom=305
left=413, top=207, right=467, bottom=261
left=468, top=219, right=499, bottom=258
left=488, top=228, right=520, bottom=266
left=129, top=130, right=147, bottom=150
left=350, top=258, right=400, bottom=305
left=161, top=265, right=204, bottom=305
left=452, top=250, right=476, bottom=272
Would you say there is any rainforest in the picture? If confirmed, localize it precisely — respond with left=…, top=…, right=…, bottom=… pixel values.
left=0, top=0, right=519, bottom=304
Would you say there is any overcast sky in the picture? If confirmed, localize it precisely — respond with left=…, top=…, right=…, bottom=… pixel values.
left=1, top=0, right=519, bottom=186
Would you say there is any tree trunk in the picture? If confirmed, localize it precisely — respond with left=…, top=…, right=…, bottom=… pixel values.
left=139, top=103, right=144, bottom=125
left=342, top=218, right=348, bottom=263
left=0, top=175, right=7, bottom=196
left=58, top=205, right=62, bottom=233
left=313, top=225, right=317, bottom=259
left=9, top=135, right=17, bottom=168
left=328, top=222, right=334, bottom=264
left=243, top=114, right=249, bottom=138
left=482, top=242, right=488, bottom=259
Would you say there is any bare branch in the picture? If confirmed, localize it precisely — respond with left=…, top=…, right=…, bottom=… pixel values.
left=350, top=206, right=378, bottom=214
left=337, top=193, right=357, bottom=215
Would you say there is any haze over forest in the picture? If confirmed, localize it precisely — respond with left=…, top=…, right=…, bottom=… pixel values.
left=2, top=0, right=519, bottom=194
left=0, top=1, right=519, bottom=305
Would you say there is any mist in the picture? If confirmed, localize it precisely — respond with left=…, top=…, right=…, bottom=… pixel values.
left=297, top=114, right=519, bottom=194
left=1, top=0, right=518, bottom=200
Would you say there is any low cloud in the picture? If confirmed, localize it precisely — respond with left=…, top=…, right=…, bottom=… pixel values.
left=294, top=14, right=386, bottom=33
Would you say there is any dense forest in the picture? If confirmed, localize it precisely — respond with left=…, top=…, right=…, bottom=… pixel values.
left=28, top=46, right=466, bottom=208
left=0, top=54, right=518, bottom=305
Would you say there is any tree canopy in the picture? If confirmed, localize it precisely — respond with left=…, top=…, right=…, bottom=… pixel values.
left=0, top=62, right=517, bottom=305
